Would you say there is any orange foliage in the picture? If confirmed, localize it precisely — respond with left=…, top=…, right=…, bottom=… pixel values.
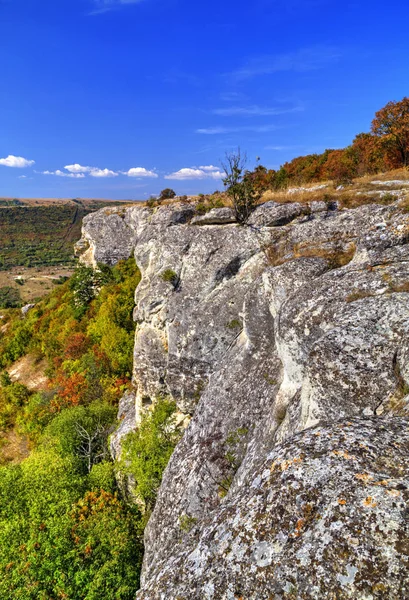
left=251, top=97, right=409, bottom=189
left=64, top=333, right=90, bottom=360
left=52, top=372, right=88, bottom=410
left=371, top=97, right=409, bottom=166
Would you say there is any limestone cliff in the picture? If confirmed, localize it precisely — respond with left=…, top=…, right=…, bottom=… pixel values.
left=77, top=193, right=409, bottom=599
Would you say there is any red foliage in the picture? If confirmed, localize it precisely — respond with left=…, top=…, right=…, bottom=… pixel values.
left=64, top=333, right=90, bottom=360
left=51, top=372, right=88, bottom=410
left=91, top=345, right=111, bottom=371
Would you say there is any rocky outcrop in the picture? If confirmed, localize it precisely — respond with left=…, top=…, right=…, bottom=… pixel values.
left=137, top=417, right=409, bottom=599
left=77, top=195, right=409, bottom=598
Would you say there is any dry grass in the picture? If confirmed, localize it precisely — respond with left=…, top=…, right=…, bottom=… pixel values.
left=263, top=238, right=356, bottom=269
left=346, top=289, right=374, bottom=303
left=293, top=241, right=356, bottom=267
left=8, top=353, right=49, bottom=392
left=260, top=168, right=409, bottom=210
left=0, top=265, right=74, bottom=304
left=355, top=167, right=409, bottom=183
left=0, top=429, right=30, bottom=465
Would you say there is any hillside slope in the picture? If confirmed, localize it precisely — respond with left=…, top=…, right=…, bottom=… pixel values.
left=0, top=198, right=134, bottom=271
left=77, top=182, right=409, bottom=599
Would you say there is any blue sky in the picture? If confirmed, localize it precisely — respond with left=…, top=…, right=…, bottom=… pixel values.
left=0, top=0, right=408, bottom=199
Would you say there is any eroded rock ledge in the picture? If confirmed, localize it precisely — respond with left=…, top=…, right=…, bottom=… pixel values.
left=77, top=197, right=409, bottom=598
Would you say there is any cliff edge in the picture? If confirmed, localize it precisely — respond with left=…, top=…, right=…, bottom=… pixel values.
left=77, top=193, right=409, bottom=599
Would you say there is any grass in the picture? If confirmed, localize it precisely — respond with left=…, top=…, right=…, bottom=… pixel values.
left=160, top=269, right=179, bottom=286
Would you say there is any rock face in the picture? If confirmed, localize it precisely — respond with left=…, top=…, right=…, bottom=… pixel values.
left=137, top=417, right=409, bottom=600
left=77, top=196, right=409, bottom=598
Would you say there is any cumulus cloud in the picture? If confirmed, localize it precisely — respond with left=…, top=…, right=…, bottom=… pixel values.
left=165, top=167, right=224, bottom=181
left=64, top=163, right=93, bottom=173
left=42, top=170, right=85, bottom=178
left=198, top=165, right=220, bottom=172
left=42, top=163, right=154, bottom=180
left=124, top=167, right=158, bottom=178
left=0, top=155, right=35, bottom=168
left=89, top=168, right=118, bottom=178
left=64, top=164, right=118, bottom=177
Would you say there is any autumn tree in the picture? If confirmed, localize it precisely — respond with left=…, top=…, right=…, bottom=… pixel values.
left=371, top=97, right=409, bottom=167
left=323, top=148, right=358, bottom=184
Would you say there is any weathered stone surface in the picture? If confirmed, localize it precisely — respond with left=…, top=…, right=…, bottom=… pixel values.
left=248, top=201, right=305, bottom=227
left=76, top=209, right=136, bottom=266
left=110, top=389, right=136, bottom=461
left=191, top=207, right=236, bottom=225
left=76, top=197, right=409, bottom=598
left=137, top=417, right=409, bottom=600
left=21, top=303, right=35, bottom=317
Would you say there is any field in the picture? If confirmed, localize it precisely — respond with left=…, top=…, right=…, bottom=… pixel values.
left=0, top=198, right=136, bottom=271
left=0, top=265, right=75, bottom=306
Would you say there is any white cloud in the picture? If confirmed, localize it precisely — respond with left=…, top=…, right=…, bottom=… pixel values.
left=64, top=163, right=93, bottom=173
left=196, top=127, right=230, bottom=135
left=212, top=105, right=303, bottom=117
left=42, top=170, right=85, bottom=178
left=64, top=164, right=118, bottom=177
left=19, top=175, right=27, bottom=179
left=124, top=167, right=158, bottom=178
left=198, top=165, right=220, bottom=172
left=231, top=45, right=341, bottom=81
left=165, top=167, right=224, bottom=181
left=0, top=155, right=35, bottom=168
left=89, top=168, right=118, bottom=178
left=90, top=0, right=144, bottom=14
left=196, top=124, right=278, bottom=135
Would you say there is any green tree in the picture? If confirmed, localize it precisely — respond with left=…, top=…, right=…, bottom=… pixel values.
left=43, top=402, right=117, bottom=473
left=0, top=286, right=21, bottom=308
left=159, top=188, right=176, bottom=201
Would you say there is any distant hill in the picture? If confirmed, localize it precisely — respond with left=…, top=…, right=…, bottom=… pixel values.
left=0, top=198, right=137, bottom=270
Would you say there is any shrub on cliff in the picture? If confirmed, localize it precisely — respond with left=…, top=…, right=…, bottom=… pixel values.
left=159, top=188, right=176, bottom=201
left=121, top=397, right=182, bottom=513
left=222, top=149, right=260, bottom=223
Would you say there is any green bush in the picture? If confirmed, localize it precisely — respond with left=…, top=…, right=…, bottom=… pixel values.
left=159, top=188, right=176, bottom=201
left=0, top=257, right=146, bottom=598
left=42, top=402, right=117, bottom=473
left=0, top=286, right=21, bottom=308
left=121, top=397, right=181, bottom=512
left=0, top=448, right=142, bottom=599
